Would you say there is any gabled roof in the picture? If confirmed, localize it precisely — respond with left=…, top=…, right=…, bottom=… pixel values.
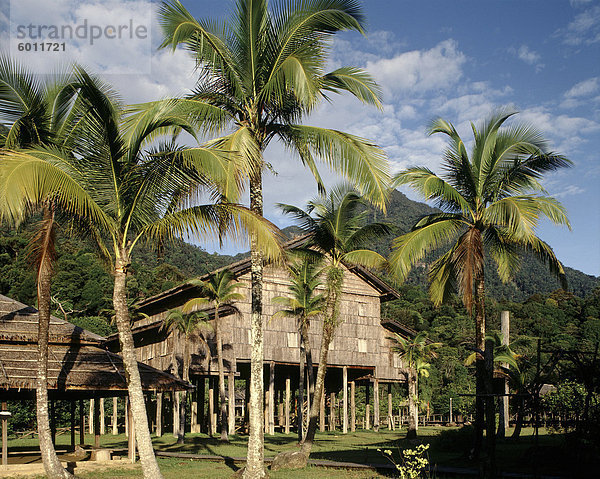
left=135, top=235, right=400, bottom=317
left=0, top=295, right=191, bottom=397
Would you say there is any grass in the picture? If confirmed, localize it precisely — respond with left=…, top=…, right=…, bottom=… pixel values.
left=7, top=426, right=596, bottom=478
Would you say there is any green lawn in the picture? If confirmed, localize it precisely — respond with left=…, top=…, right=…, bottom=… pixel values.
left=7, top=426, right=594, bottom=478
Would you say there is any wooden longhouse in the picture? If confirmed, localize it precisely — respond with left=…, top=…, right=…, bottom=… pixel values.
left=0, top=294, right=190, bottom=462
left=105, top=239, right=413, bottom=436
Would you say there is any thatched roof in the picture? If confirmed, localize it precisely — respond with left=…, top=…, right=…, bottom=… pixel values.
left=0, top=295, right=191, bottom=398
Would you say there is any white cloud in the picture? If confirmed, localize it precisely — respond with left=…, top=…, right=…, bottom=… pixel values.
left=553, top=184, right=585, bottom=198
left=565, top=77, right=599, bottom=97
left=513, top=45, right=544, bottom=72
left=561, top=5, right=600, bottom=45
left=365, top=39, right=466, bottom=97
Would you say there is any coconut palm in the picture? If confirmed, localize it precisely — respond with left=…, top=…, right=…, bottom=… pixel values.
left=150, top=2, right=390, bottom=474
left=0, top=70, right=281, bottom=479
left=390, top=110, right=571, bottom=474
left=390, top=331, right=441, bottom=438
left=277, top=185, right=389, bottom=463
left=0, top=57, right=91, bottom=479
left=163, top=308, right=211, bottom=443
left=184, top=270, right=244, bottom=442
left=273, top=255, right=325, bottom=440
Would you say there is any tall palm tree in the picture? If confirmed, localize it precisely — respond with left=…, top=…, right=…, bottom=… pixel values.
left=390, top=110, right=571, bottom=475
left=0, top=57, right=91, bottom=479
left=278, top=185, right=389, bottom=463
left=0, top=70, right=281, bottom=479
left=163, top=308, right=211, bottom=444
left=390, top=331, right=441, bottom=438
left=273, top=255, right=325, bottom=440
left=184, top=270, right=244, bottom=442
left=150, top=2, right=390, bottom=475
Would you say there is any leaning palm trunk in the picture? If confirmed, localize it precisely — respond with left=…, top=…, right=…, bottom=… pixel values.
left=301, top=323, right=315, bottom=407
left=403, top=369, right=418, bottom=439
left=215, top=308, right=229, bottom=442
left=36, top=208, right=74, bottom=479
left=245, top=172, right=266, bottom=479
left=114, top=251, right=163, bottom=479
left=298, top=320, right=314, bottom=440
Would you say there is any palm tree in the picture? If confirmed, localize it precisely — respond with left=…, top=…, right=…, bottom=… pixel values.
left=150, top=2, right=390, bottom=475
left=390, top=331, right=441, bottom=438
left=163, top=308, right=212, bottom=444
left=0, top=70, right=281, bottom=479
left=0, top=57, right=90, bottom=479
left=272, top=255, right=325, bottom=440
left=390, top=110, right=571, bottom=474
left=184, top=270, right=244, bottom=442
left=277, top=185, right=389, bottom=463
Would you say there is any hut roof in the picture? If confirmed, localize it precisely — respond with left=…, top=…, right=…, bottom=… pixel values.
left=0, top=295, right=191, bottom=398
left=135, top=235, right=400, bottom=317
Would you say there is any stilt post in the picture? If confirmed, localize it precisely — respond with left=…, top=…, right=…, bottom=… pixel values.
left=79, top=399, right=84, bottom=445
left=285, top=376, right=291, bottom=434
left=228, top=371, right=236, bottom=435
left=374, top=379, right=380, bottom=432
left=112, top=397, right=118, bottom=435
left=350, top=381, right=356, bottom=432
left=156, top=393, right=162, bottom=437
left=342, top=366, right=348, bottom=434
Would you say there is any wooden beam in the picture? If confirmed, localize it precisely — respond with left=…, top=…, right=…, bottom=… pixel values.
left=191, top=378, right=198, bottom=434
left=198, top=378, right=205, bottom=434
left=124, top=398, right=128, bottom=438
left=172, top=391, right=179, bottom=438
left=112, top=397, right=118, bottom=435
left=228, top=371, right=236, bottom=435
left=365, top=383, right=370, bottom=430
left=93, top=396, right=100, bottom=448
left=284, top=376, right=290, bottom=434
left=329, top=392, right=336, bottom=431
left=89, top=398, right=94, bottom=434
left=342, top=366, right=348, bottom=434
left=155, top=393, right=162, bottom=437
left=388, top=383, right=394, bottom=430
left=350, top=381, right=356, bottom=433
left=99, top=398, right=105, bottom=435
left=374, top=379, right=380, bottom=432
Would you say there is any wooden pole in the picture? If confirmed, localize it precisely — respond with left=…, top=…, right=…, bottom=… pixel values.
left=99, top=398, right=105, bottom=435
left=329, top=392, right=336, bottom=431
left=244, top=378, right=250, bottom=434
left=365, top=382, right=370, bottom=430
left=94, top=396, right=100, bottom=449
left=191, top=379, right=198, bottom=433
left=172, top=390, right=179, bottom=438
left=499, top=310, right=510, bottom=437
left=127, top=398, right=135, bottom=463
left=388, top=383, right=394, bottom=430
left=269, top=361, right=275, bottom=435
left=319, top=388, right=325, bottom=432
left=2, top=402, right=8, bottom=466
left=112, top=397, right=118, bottom=435
left=156, top=393, right=162, bottom=437
left=89, top=398, right=94, bottom=434
left=70, top=401, right=76, bottom=449
left=228, top=371, right=236, bottom=435
left=198, top=378, right=205, bottom=434
left=285, top=376, right=291, bottom=434
left=50, top=399, right=56, bottom=446
left=124, top=398, right=128, bottom=437
left=374, top=379, right=380, bottom=432
left=79, top=399, right=84, bottom=445
left=350, top=381, right=356, bottom=432
left=342, top=366, right=348, bottom=434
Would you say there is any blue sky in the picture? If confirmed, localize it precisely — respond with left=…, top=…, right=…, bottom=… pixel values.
left=2, top=0, right=599, bottom=276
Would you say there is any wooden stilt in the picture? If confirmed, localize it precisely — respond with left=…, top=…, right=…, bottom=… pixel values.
left=124, top=398, right=128, bottom=437
left=191, top=378, right=198, bottom=434
left=329, top=392, right=336, bottom=431
left=350, top=381, right=356, bottom=432
left=342, top=366, right=348, bottom=434
left=374, top=379, right=380, bottom=432
left=228, top=371, right=236, bottom=435
left=93, top=396, right=100, bottom=448
left=173, top=390, right=179, bottom=438
left=89, top=398, right=94, bottom=434
left=269, top=361, right=275, bottom=435
left=198, top=378, right=205, bottom=434
left=79, top=399, right=85, bottom=445
left=285, top=376, right=291, bottom=434
left=244, top=378, right=250, bottom=434
left=365, top=382, right=371, bottom=430
left=70, top=400, right=76, bottom=450
left=99, top=398, right=105, bottom=435
left=156, top=393, right=162, bottom=437
left=319, top=388, right=325, bottom=432
left=50, top=399, right=56, bottom=445
left=387, top=383, right=394, bottom=430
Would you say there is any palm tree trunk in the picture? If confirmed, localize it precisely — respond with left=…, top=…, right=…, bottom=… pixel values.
left=407, top=370, right=418, bottom=439
left=301, top=322, right=314, bottom=409
left=298, top=332, right=306, bottom=441
left=511, top=396, right=524, bottom=439
left=473, top=273, right=486, bottom=460
left=215, top=307, right=229, bottom=442
left=114, top=249, right=163, bottom=479
left=36, top=208, right=74, bottom=479
left=244, top=170, right=266, bottom=479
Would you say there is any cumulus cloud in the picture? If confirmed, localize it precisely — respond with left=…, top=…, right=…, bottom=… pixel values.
left=512, top=45, right=544, bottom=71
left=365, top=39, right=466, bottom=97
left=565, top=77, right=599, bottom=97
left=560, top=5, right=600, bottom=45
